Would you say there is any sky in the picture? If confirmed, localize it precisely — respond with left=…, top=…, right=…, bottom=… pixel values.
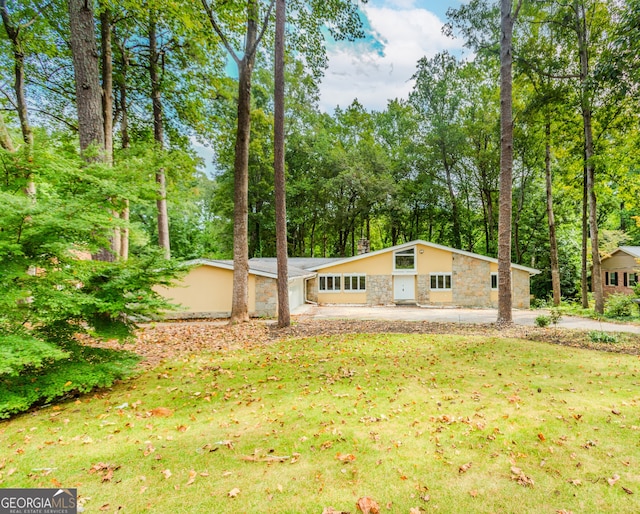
left=193, top=0, right=468, bottom=170
left=317, top=0, right=469, bottom=112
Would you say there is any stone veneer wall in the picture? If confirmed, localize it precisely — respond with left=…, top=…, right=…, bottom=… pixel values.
left=452, top=254, right=493, bottom=307
left=367, top=275, right=393, bottom=305
left=512, top=269, right=531, bottom=309
left=254, top=275, right=277, bottom=317
left=306, top=277, right=318, bottom=303
left=417, top=275, right=430, bottom=304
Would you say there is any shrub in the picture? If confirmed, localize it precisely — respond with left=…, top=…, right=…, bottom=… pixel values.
left=588, top=331, right=618, bottom=344
left=604, top=293, right=637, bottom=318
left=535, top=315, right=551, bottom=328
left=549, top=308, right=563, bottom=325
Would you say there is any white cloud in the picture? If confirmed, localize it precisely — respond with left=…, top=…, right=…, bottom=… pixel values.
left=318, top=3, right=465, bottom=112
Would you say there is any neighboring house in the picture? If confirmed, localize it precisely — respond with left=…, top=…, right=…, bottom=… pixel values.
left=600, top=246, right=640, bottom=297
left=158, top=240, right=539, bottom=318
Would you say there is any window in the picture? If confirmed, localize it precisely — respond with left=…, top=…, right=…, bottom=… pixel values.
left=394, top=248, right=416, bottom=272
left=344, top=274, right=366, bottom=292
left=319, top=274, right=341, bottom=292
left=631, top=273, right=638, bottom=287
left=430, top=273, right=452, bottom=290
left=491, top=272, right=498, bottom=290
left=607, top=271, right=619, bottom=286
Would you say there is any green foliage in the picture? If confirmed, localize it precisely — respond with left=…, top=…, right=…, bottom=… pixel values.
left=549, top=308, right=562, bottom=325
left=588, top=331, right=619, bottom=344
left=604, top=293, right=637, bottom=318
left=534, top=315, right=550, bottom=328
left=0, top=136, right=181, bottom=417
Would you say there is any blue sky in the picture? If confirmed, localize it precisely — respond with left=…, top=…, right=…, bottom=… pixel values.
left=318, top=0, right=469, bottom=112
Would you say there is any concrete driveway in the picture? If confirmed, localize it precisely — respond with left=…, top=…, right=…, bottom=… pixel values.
left=293, top=304, right=640, bottom=334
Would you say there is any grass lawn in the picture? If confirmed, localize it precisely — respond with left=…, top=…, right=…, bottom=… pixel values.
left=1, top=331, right=640, bottom=513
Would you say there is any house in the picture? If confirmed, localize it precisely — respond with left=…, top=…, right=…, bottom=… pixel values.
left=158, top=240, right=539, bottom=318
left=157, top=258, right=315, bottom=319
left=600, top=246, right=640, bottom=297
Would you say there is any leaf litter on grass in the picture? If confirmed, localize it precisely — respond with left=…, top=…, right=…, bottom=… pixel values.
left=5, top=320, right=640, bottom=513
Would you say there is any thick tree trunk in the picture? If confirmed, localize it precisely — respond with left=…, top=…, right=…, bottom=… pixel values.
left=497, top=0, right=517, bottom=326
left=545, top=120, right=561, bottom=306
left=68, top=0, right=105, bottom=155
left=274, top=0, right=290, bottom=327
left=149, top=16, right=171, bottom=259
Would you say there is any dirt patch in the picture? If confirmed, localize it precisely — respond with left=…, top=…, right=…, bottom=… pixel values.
left=93, top=318, right=640, bottom=370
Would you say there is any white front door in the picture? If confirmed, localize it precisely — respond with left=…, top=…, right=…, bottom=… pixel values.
left=394, top=275, right=415, bottom=301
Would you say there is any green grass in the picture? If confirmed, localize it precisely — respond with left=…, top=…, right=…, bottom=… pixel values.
left=2, top=333, right=640, bottom=513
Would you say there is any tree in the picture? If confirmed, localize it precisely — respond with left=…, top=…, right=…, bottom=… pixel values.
left=68, top=0, right=105, bottom=157
left=274, top=0, right=289, bottom=327
left=497, top=0, right=522, bottom=325
left=0, top=0, right=36, bottom=195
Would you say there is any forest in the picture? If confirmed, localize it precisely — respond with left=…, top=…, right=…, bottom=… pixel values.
left=1, top=0, right=639, bottom=413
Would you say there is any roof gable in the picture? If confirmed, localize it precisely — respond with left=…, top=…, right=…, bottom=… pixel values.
left=306, top=240, right=540, bottom=275
left=603, top=246, right=640, bottom=261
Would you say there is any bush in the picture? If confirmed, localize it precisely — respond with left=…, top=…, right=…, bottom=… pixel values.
left=0, top=141, right=182, bottom=418
left=589, top=331, right=618, bottom=344
left=604, top=293, right=637, bottom=318
left=535, top=315, right=551, bottom=328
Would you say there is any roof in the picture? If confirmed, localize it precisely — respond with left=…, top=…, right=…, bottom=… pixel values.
left=604, top=246, right=640, bottom=260
left=183, top=258, right=315, bottom=281
left=306, top=239, right=541, bottom=275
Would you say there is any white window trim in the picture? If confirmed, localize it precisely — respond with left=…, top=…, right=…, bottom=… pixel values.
left=318, top=274, right=342, bottom=292
left=343, top=273, right=367, bottom=292
left=429, top=272, right=452, bottom=291
left=393, top=247, right=417, bottom=274
left=491, top=272, right=498, bottom=290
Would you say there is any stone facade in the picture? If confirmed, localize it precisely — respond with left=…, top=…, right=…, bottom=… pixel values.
left=306, top=277, right=318, bottom=303
left=452, top=254, right=493, bottom=307
left=254, top=275, right=277, bottom=317
left=417, top=275, right=430, bottom=304
left=512, top=269, right=531, bottom=309
left=367, top=275, right=393, bottom=305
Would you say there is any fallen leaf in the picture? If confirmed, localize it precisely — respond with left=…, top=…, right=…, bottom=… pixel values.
left=622, top=487, right=634, bottom=495
left=510, top=466, right=534, bottom=487
left=321, top=508, right=349, bottom=514
left=410, top=508, right=422, bottom=514
left=176, top=425, right=188, bottom=433
left=568, top=479, right=582, bottom=486
left=355, top=497, right=380, bottom=514
left=459, top=462, right=472, bottom=474
left=537, top=433, right=546, bottom=442
left=336, top=453, right=356, bottom=462
left=607, top=474, right=620, bottom=486
left=99, top=504, right=110, bottom=511
left=150, top=407, right=173, bottom=417
left=162, top=469, right=172, bottom=479
left=228, top=487, right=240, bottom=498
left=186, top=469, right=197, bottom=486
left=469, top=489, right=479, bottom=497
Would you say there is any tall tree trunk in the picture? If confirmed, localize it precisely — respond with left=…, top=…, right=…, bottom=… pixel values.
left=100, top=8, right=113, bottom=164
left=274, top=0, right=290, bottom=327
left=100, top=8, right=121, bottom=258
left=149, top=15, right=171, bottom=259
left=575, top=0, right=604, bottom=313
left=581, top=162, right=589, bottom=307
left=68, top=0, right=105, bottom=156
left=497, top=0, right=520, bottom=325
left=545, top=119, right=561, bottom=306
left=114, top=26, right=130, bottom=260
left=1, top=0, right=35, bottom=196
